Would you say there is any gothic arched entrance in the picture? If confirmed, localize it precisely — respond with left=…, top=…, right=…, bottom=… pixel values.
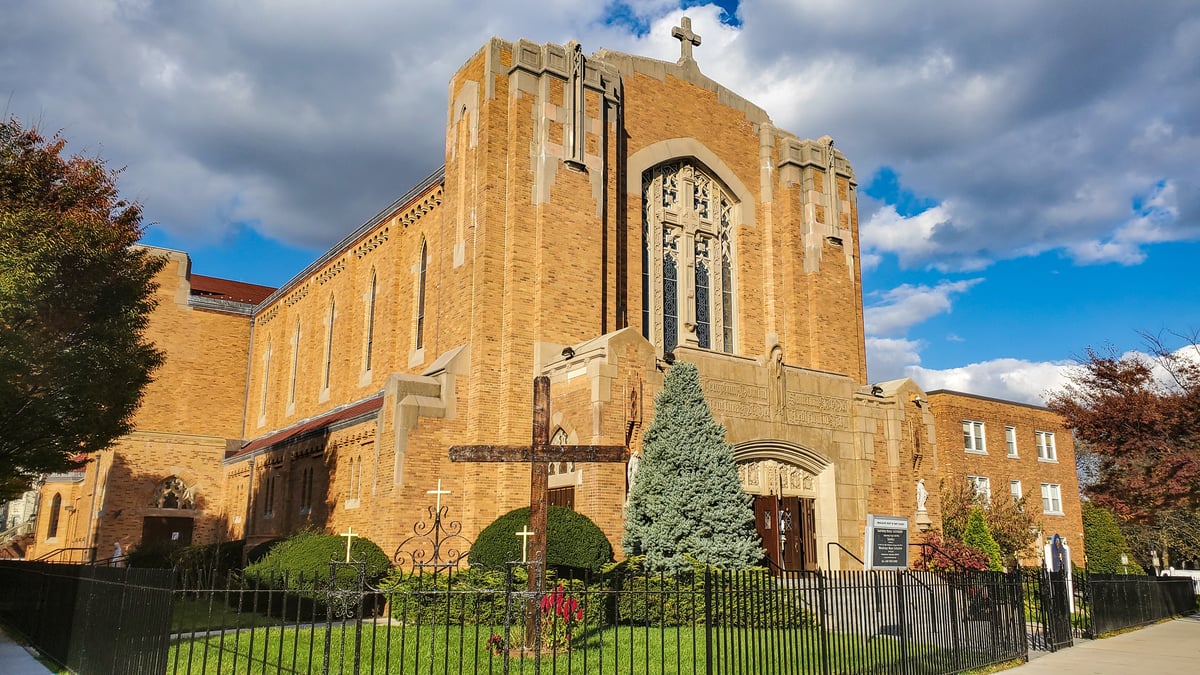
left=141, top=476, right=197, bottom=548
left=734, top=441, right=831, bottom=571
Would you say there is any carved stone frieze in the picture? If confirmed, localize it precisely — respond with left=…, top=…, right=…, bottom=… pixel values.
left=736, top=459, right=815, bottom=496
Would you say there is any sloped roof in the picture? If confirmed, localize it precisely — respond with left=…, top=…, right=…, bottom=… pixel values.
left=190, top=274, right=276, bottom=304
left=229, top=395, right=384, bottom=460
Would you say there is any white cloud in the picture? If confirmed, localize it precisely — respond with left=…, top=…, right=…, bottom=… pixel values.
left=864, top=278, right=982, bottom=336
left=866, top=337, right=925, bottom=382
left=907, top=358, right=1074, bottom=406
left=2, top=0, right=1196, bottom=264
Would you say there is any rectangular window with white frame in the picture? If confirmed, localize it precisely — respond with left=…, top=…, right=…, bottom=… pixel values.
left=1010, top=479, right=1022, bottom=502
left=1006, top=426, right=1018, bottom=457
left=1041, top=483, right=1063, bottom=514
left=963, top=420, right=987, bottom=454
left=967, top=475, right=991, bottom=503
left=1036, top=431, right=1057, bottom=461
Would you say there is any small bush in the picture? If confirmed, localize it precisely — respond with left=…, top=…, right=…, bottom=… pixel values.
left=603, top=557, right=813, bottom=629
left=126, top=541, right=180, bottom=569
left=913, top=532, right=991, bottom=572
left=244, top=530, right=391, bottom=591
left=469, top=507, right=613, bottom=571
left=245, top=538, right=284, bottom=565
left=174, top=540, right=245, bottom=586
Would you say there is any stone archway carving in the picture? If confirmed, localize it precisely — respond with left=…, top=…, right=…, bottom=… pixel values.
left=149, top=476, right=196, bottom=510
left=732, top=439, right=831, bottom=489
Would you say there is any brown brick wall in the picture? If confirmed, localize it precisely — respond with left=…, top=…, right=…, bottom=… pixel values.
left=927, top=391, right=1085, bottom=561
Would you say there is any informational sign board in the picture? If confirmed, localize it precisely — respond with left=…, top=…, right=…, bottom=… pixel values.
left=865, top=515, right=909, bottom=570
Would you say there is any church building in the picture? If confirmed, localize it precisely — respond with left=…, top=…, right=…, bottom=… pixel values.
left=19, top=20, right=1084, bottom=570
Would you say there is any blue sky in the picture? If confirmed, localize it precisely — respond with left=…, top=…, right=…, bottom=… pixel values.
left=7, top=1, right=1199, bottom=404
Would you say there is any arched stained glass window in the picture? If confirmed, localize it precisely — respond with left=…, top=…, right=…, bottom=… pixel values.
left=642, top=161, right=737, bottom=356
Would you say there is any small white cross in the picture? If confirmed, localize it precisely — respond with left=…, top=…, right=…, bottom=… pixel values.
left=341, top=527, right=357, bottom=563
left=426, top=479, right=451, bottom=511
left=515, top=526, right=536, bottom=563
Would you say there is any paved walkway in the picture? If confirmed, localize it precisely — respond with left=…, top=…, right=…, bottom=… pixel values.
left=0, top=626, right=53, bottom=674
left=1008, top=614, right=1200, bottom=674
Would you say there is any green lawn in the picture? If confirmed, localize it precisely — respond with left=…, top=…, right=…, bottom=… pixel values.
left=168, top=622, right=974, bottom=674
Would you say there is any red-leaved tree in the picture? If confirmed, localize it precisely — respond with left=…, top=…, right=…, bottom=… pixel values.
left=1048, top=334, right=1200, bottom=521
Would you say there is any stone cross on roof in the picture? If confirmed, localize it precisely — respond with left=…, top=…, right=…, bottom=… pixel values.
left=672, top=16, right=702, bottom=63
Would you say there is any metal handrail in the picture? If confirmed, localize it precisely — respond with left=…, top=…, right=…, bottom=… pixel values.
left=33, top=547, right=96, bottom=564
left=825, top=541, right=865, bottom=570
left=0, top=520, right=34, bottom=543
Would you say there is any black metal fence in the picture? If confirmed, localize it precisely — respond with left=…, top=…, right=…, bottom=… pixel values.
left=2, top=559, right=1195, bottom=675
left=0, top=561, right=175, bottom=673
left=1076, top=572, right=1197, bottom=637
left=3, top=559, right=1031, bottom=675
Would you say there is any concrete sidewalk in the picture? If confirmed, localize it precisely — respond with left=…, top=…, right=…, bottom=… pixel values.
left=0, top=626, right=54, bottom=674
left=1008, top=615, right=1200, bottom=673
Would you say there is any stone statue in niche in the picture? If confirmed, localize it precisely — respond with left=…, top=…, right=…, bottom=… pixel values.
left=916, top=478, right=929, bottom=513
left=625, top=450, right=640, bottom=504
left=768, top=344, right=785, bottom=421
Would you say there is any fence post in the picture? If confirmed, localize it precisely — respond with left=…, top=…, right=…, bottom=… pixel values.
left=948, top=572, right=962, bottom=671
left=817, top=572, right=831, bottom=675
left=896, top=572, right=909, bottom=675
left=703, top=566, right=714, bottom=675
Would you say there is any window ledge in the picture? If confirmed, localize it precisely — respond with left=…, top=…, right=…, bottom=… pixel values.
left=965, top=449, right=988, bottom=455
left=1037, top=458, right=1059, bottom=464
left=1007, top=454, right=1019, bottom=459
left=1043, top=511, right=1064, bottom=517
left=344, top=499, right=360, bottom=510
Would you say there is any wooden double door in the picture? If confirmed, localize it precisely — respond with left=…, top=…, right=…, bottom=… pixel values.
left=754, top=495, right=817, bottom=571
left=141, top=516, right=194, bottom=548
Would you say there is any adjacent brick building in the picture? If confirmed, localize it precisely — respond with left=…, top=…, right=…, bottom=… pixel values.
left=23, top=23, right=1083, bottom=569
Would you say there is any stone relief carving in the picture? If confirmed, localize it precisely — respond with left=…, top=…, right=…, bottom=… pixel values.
left=736, top=460, right=815, bottom=496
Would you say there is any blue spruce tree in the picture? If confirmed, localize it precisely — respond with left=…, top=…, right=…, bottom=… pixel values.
left=623, top=362, right=762, bottom=572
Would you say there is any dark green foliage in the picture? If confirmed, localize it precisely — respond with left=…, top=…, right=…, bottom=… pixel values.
left=468, top=506, right=614, bottom=571
left=1082, top=502, right=1145, bottom=575
left=961, top=508, right=1004, bottom=571
left=174, top=540, right=246, bottom=585
left=0, top=118, right=165, bottom=499
left=623, top=362, right=762, bottom=572
left=246, top=538, right=284, bottom=565
left=604, top=557, right=813, bottom=628
left=126, top=541, right=180, bottom=569
left=244, top=530, right=392, bottom=591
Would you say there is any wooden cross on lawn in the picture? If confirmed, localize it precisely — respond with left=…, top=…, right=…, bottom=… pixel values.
left=449, top=376, right=627, bottom=591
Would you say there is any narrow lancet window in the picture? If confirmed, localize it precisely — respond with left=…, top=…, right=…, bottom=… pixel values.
left=324, top=299, right=335, bottom=390
left=416, top=241, right=428, bottom=349
left=365, top=272, right=377, bottom=371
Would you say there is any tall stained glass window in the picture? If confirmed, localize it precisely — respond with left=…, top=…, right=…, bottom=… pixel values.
left=642, top=161, right=736, bottom=355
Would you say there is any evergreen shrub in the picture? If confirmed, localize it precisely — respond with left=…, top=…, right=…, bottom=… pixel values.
left=623, top=362, right=762, bottom=572
left=468, top=506, right=613, bottom=571
left=246, top=537, right=284, bottom=565
left=962, top=508, right=1004, bottom=571
left=1082, top=502, right=1145, bottom=575
left=243, top=530, right=391, bottom=591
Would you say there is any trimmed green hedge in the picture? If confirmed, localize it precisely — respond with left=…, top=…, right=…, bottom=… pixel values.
left=244, top=530, right=391, bottom=591
left=468, top=506, right=613, bottom=571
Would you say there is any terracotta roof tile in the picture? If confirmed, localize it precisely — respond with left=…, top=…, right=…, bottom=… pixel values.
left=190, top=275, right=276, bottom=304
left=231, top=396, right=384, bottom=460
